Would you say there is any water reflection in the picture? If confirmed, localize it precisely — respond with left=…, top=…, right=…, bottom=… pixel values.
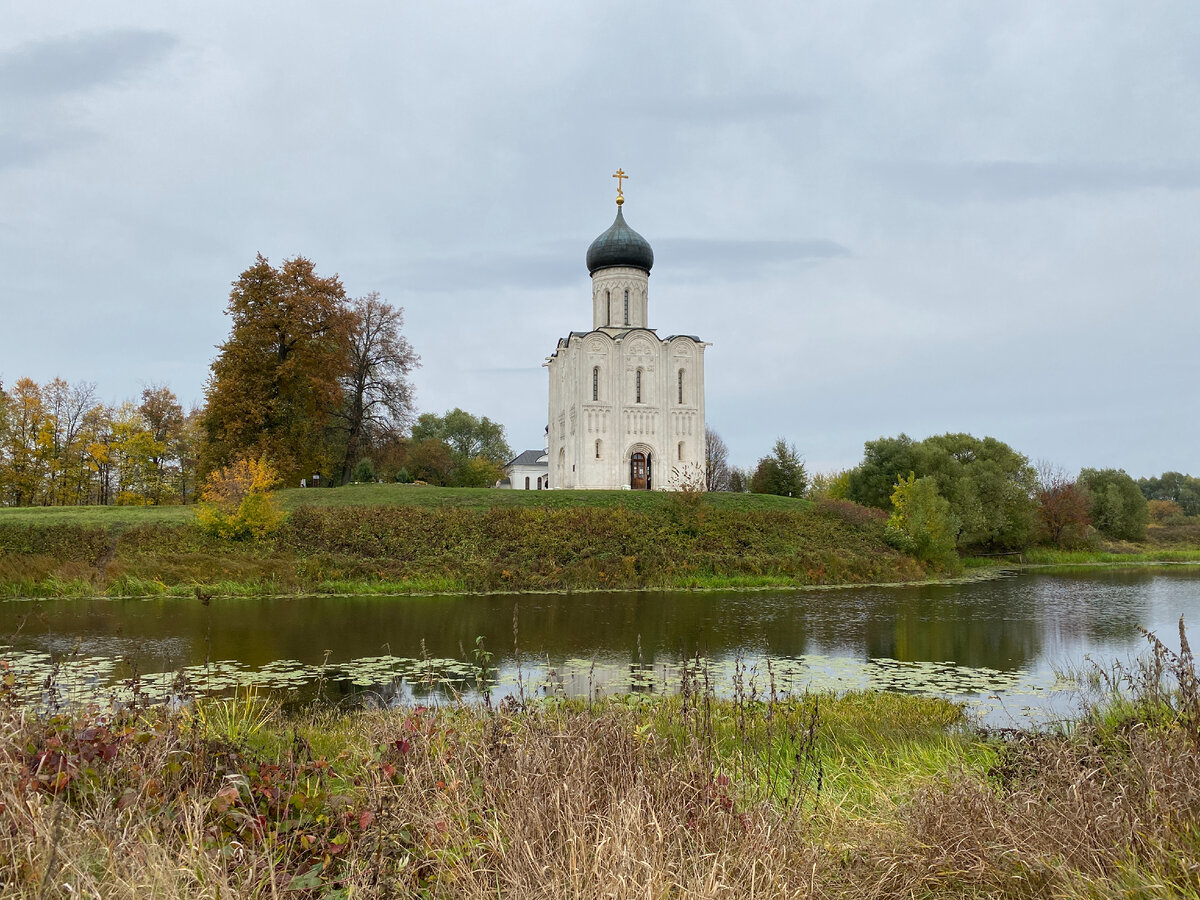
left=2, top=571, right=1198, bottom=722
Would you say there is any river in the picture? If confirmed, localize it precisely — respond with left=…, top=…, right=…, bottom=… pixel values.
left=3, top=569, right=1198, bottom=725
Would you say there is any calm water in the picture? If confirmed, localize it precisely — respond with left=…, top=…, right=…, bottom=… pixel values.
left=3, top=570, right=1199, bottom=724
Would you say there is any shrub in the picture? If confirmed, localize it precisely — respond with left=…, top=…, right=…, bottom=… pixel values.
left=1149, top=499, right=1185, bottom=524
left=196, top=454, right=284, bottom=540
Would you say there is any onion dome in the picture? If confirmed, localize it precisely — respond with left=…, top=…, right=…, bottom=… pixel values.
left=585, top=206, right=654, bottom=275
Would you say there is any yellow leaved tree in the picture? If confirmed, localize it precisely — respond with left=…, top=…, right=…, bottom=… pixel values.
left=195, top=454, right=283, bottom=540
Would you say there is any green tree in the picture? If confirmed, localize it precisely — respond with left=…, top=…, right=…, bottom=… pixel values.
left=750, top=438, right=807, bottom=497
left=1138, top=472, right=1200, bottom=517
left=885, top=474, right=960, bottom=570
left=202, top=254, right=356, bottom=484
left=845, top=434, right=920, bottom=509
left=1079, top=468, right=1149, bottom=540
left=451, top=456, right=504, bottom=487
left=411, top=408, right=512, bottom=465
left=728, top=466, right=751, bottom=493
left=846, top=432, right=1037, bottom=552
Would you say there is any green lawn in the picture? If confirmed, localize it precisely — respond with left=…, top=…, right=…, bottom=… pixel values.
left=0, top=484, right=808, bottom=525
left=278, top=483, right=809, bottom=512
left=0, top=504, right=195, bottom=525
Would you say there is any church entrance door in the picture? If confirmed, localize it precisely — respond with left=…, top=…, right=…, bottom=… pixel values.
left=630, top=452, right=651, bottom=490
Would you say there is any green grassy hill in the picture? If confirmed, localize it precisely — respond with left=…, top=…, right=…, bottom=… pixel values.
left=0, top=488, right=929, bottom=598
left=0, top=485, right=806, bottom=525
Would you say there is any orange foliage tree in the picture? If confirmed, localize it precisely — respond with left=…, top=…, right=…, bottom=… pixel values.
left=201, top=255, right=356, bottom=484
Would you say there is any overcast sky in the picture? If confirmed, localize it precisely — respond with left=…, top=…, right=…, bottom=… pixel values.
left=2, top=2, right=1197, bottom=477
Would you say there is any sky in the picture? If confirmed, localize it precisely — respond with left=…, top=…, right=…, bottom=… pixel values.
left=1, top=1, right=1197, bottom=477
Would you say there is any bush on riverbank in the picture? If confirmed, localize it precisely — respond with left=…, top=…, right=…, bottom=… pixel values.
left=0, top=497, right=926, bottom=598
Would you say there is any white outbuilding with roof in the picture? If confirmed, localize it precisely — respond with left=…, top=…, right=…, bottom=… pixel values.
left=545, top=172, right=708, bottom=490
left=503, top=449, right=550, bottom=490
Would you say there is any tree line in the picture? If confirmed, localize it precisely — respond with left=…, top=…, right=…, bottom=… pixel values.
left=0, top=379, right=200, bottom=507
left=0, top=255, right=503, bottom=507
left=705, top=427, right=1198, bottom=566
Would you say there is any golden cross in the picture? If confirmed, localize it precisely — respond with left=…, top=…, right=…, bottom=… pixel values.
left=612, top=168, right=628, bottom=203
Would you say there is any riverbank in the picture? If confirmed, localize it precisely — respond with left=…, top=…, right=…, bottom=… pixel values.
left=0, top=492, right=928, bottom=599
left=4, top=629, right=1197, bottom=899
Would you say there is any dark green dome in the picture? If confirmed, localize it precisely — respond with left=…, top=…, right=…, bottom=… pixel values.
left=586, top=206, right=654, bottom=275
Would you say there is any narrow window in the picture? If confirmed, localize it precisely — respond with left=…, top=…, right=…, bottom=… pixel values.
left=537, top=476, right=543, bottom=490
left=678, top=368, right=684, bottom=404
left=592, top=366, right=599, bottom=401
left=635, top=369, right=642, bottom=403
left=605, top=290, right=610, bottom=326
left=524, top=476, right=530, bottom=490
left=595, top=439, right=601, bottom=459
left=678, top=441, right=684, bottom=461
left=624, top=289, right=630, bottom=325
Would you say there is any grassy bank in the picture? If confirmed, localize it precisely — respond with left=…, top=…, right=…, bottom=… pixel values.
left=3, top=624, right=1198, bottom=898
left=0, top=492, right=927, bottom=599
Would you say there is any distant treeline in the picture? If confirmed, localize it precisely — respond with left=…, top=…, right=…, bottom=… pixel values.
left=0, top=378, right=198, bottom=508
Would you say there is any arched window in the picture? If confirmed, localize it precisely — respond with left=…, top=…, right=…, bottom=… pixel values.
left=678, top=441, right=684, bottom=461
left=604, top=290, right=610, bottom=325
left=635, top=368, right=642, bottom=403
left=537, top=476, right=543, bottom=490
left=624, top=289, right=630, bottom=325
left=595, top=439, right=601, bottom=459
left=592, top=366, right=599, bottom=401
left=524, top=476, right=530, bottom=490
left=678, top=368, right=684, bottom=404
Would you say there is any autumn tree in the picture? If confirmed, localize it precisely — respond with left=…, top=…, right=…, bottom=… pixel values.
left=202, top=255, right=356, bottom=484
left=0, top=378, right=52, bottom=506
left=333, top=292, right=420, bottom=484
left=704, top=427, right=731, bottom=491
left=138, top=385, right=185, bottom=504
left=406, top=438, right=455, bottom=485
left=1034, top=463, right=1091, bottom=548
left=45, top=379, right=98, bottom=505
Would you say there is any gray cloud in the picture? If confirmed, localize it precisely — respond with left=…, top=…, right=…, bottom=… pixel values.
left=391, top=238, right=849, bottom=292
left=874, top=160, right=1200, bottom=202
left=657, top=239, right=851, bottom=278
left=0, top=29, right=178, bottom=100
left=631, top=92, right=818, bottom=124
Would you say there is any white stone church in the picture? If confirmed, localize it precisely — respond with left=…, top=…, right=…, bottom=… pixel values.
left=544, top=178, right=708, bottom=490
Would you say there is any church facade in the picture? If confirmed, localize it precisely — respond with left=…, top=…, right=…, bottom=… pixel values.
left=546, top=178, right=708, bottom=490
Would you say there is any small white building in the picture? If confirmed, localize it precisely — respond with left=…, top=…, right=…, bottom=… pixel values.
left=545, top=182, right=708, bottom=490
left=502, top=449, right=550, bottom=490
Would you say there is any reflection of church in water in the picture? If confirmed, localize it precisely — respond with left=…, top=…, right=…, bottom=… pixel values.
left=546, top=171, right=708, bottom=490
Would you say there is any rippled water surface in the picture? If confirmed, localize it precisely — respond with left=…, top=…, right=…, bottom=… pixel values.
left=3, top=570, right=1199, bottom=724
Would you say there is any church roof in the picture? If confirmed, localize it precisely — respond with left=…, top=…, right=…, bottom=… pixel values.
left=506, top=449, right=549, bottom=468
left=585, top=206, right=654, bottom=275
